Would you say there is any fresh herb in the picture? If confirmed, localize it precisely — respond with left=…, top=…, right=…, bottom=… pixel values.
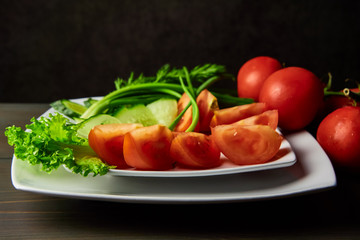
left=81, top=64, right=252, bottom=124
left=5, top=113, right=114, bottom=176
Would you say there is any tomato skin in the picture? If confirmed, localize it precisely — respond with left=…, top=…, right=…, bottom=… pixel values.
left=170, top=132, right=222, bottom=169
left=212, top=124, right=283, bottom=165
left=123, top=125, right=174, bottom=170
left=237, top=56, right=282, bottom=101
left=317, top=106, right=360, bottom=168
left=259, top=67, right=324, bottom=131
left=234, top=110, right=278, bottom=130
left=88, top=123, right=142, bottom=168
left=210, top=102, right=267, bottom=127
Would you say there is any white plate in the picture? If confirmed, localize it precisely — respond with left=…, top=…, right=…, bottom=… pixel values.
left=11, top=129, right=336, bottom=203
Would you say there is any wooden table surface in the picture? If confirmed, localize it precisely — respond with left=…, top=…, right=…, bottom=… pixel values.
left=1, top=103, right=360, bottom=239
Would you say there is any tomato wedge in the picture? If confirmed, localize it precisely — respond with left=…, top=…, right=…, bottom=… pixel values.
left=174, top=93, right=200, bottom=132
left=234, top=110, right=278, bottom=130
left=88, top=123, right=143, bottom=168
left=210, top=102, right=267, bottom=127
left=170, top=132, right=222, bottom=169
left=211, top=124, right=283, bottom=165
left=197, top=89, right=219, bottom=132
left=123, top=125, right=174, bottom=170
left=174, top=90, right=218, bottom=132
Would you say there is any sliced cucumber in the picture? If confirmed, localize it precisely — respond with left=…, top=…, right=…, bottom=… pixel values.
left=77, top=114, right=120, bottom=138
left=73, top=117, right=85, bottom=124
left=51, top=99, right=87, bottom=118
left=113, top=104, right=158, bottom=126
left=146, top=98, right=177, bottom=127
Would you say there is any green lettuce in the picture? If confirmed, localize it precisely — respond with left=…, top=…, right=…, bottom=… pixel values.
left=5, top=113, right=113, bottom=176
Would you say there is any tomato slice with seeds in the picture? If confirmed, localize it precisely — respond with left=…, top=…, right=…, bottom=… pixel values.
left=211, top=124, right=283, bottom=165
left=170, top=132, right=222, bottom=169
left=88, top=123, right=143, bottom=168
left=210, top=102, right=267, bottom=127
left=123, top=125, right=174, bottom=170
left=234, top=110, right=278, bottom=130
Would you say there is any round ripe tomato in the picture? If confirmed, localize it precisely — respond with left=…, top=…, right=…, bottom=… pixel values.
left=170, top=132, right=222, bottom=169
left=123, top=125, right=174, bottom=170
left=237, top=56, right=282, bottom=101
left=323, top=88, right=359, bottom=116
left=211, top=124, right=283, bottom=165
left=317, top=106, right=360, bottom=168
left=259, top=67, right=324, bottom=131
left=210, top=102, right=267, bottom=127
left=234, top=110, right=279, bottom=130
left=88, top=123, right=142, bottom=168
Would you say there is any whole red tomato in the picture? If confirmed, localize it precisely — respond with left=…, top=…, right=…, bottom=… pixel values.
left=237, top=56, right=282, bottom=101
left=317, top=106, right=360, bottom=168
left=259, top=67, right=324, bottom=131
left=323, top=88, right=359, bottom=116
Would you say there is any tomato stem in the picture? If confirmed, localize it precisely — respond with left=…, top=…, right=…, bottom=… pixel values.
left=323, top=72, right=346, bottom=97
left=343, top=88, right=360, bottom=104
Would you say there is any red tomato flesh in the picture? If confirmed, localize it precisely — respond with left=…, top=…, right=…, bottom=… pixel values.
left=210, top=102, right=267, bottom=127
left=170, top=132, right=222, bottom=169
left=88, top=123, right=143, bottom=168
left=123, top=125, right=174, bottom=170
left=237, top=56, right=282, bottom=101
left=234, top=110, right=278, bottom=130
left=196, top=89, right=219, bottom=132
left=174, top=93, right=200, bottom=132
left=212, top=124, right=283, bottom=165
left=174, top=89, right=218, bottom=132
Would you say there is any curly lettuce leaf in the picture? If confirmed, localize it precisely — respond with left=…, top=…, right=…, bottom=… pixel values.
left=5, top=113, right=113, bottom=176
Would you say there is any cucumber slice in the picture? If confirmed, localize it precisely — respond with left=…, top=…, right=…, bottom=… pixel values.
left=146, top=98, right=177, bottom=127
left=77, top=114, right=120, bottom=138
left=73, top=117, right=85, bottom=124
left=51, top=99, right=87, bottom=118
left=113, top=104, right=158, bottom=126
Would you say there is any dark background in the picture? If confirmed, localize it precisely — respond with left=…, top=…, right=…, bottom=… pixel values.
left=1, top=0, right=359, bottom=103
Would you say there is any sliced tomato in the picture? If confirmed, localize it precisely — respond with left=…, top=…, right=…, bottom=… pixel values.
left=170, top=132, right=222, bottom=169
left=211, top=124, right=283, bottom=165
left=88, top=123, right=143, bottom=168
left=234, top=110, right=278, bottom=130
left=174, top=90, right=218, bottom=132
left=196, top=89, right=219, bottom=132
left=123, top=125, right=174, bottom=170
left=210, top=102, right=267, bottom=127
left=174, top=93, right=199, bottom=132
